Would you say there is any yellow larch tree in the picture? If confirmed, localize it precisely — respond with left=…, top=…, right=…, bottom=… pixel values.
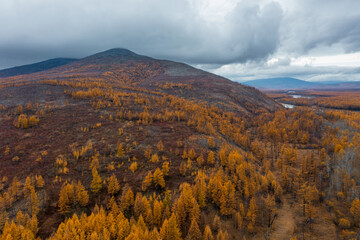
left=107, top=174, right=120, bottom=195
left=75, top=181, right=89, bottom=207
left=153, top=168, right=165, bottom=189
left=90, top=168, right=102, bottom=194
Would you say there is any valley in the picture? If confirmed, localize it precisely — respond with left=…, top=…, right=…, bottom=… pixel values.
left=0, top=49, right=359, bottom=240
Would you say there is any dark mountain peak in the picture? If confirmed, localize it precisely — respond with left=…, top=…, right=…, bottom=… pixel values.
left=95, top=48, right=138, bottom=57
left=77, top=48, right=150, bottom=65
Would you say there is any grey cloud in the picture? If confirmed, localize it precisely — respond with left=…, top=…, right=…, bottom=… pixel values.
left=0, top=0, right=359, bottom=81
left=280, top=0, right=360, bottom=55
left=0, top=0, right=283, bottom=68
left=207, top=61, right=360, bottom=83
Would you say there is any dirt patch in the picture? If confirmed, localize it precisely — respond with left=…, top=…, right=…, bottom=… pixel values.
left=271, top=198, right=296, bottom=240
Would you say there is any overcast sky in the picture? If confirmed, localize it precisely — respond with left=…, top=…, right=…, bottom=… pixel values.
left=1, top=0, right=359, bottom=82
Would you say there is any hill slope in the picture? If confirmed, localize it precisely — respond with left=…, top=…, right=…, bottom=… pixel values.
left=0, top=49, right=352, bottom=240
left=0, top=48, right=280, bottom=114
left=0, top=58, right=77, bottom=78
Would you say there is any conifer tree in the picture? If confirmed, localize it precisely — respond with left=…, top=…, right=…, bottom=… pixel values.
left=186, top=218, right=201, bottom=240
left=24, top=176, right=33, bottom=197
left=160, top=213, right=182, bottom=240
left=34, top=175, right=45, bottom=189
left=145, top=146, right=152, bottom=159
left=162, top=161, right=170, bottom=176
left=58, top=184, right=72, bottom=215
left=120, top=186, right=134, bottom=216
left=149, top=227, right=161, bottom=240
left=157, top=140, right=164, bottom=151
left=150, top=154, right=159, bottom=163
left=265, top=194, right=276, bottom=227
left=246, top=197, right=257, bottom=232
left=153, top=200, right=163, bottom=227
left=116, top=143, right=125, bottom=158
left=27, top=187, right=39, bottom=217
left=220, top=181, right=236, bottom=216
left=207, top=151, right=215, bottom=165
left=153, top=168, right=165, bottom=189
left=203, top=225, right=214, bottom=240
left=142, top=171, right=153, bottom=191
left=90, top=168, right=102, bottom=194
left=76, top=181, right=89, bottom=207
left=350, top=198, right=360, bottom=226
left=107, top=174, right=120, bottom=195
left=196, top=154, right=205, bottom=166
left=188, top=148, right=197, bottom=160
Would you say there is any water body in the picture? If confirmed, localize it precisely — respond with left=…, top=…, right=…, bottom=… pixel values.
left=290, top=94, right=313, bottom=99
left=281, top=103, right=295, bottom=109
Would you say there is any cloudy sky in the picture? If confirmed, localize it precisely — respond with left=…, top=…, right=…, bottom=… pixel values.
left=1, top=0, right=360, bottom=82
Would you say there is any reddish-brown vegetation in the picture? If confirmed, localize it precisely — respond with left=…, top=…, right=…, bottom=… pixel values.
left=0, top=49, right=359, bottom=239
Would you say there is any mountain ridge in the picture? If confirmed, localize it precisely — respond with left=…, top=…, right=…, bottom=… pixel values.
left=243, top=77, right=360, bottom=90
left=0, top=58, right=77, bottom=78
left=0, top=48, right=281, bottom=114
left=243, top=77, right=319, bottom=90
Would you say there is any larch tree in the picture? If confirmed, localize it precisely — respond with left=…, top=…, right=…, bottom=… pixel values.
left=350, top=198, right=360, bottom=226
left=246, top=197, right=257, bottom=232
left=116, top=143, right=125, bottom=158
left=24, top=176, right=33, bottom=197
left=196, top=154, right=205, bottom=166
left=58, top=183, right=73, bottom=215
left=160, top=213, right=182, bottom=240
left=186, top=218, right=201, bottom=240
left=153, top=168, right=165, bottom=189
left=27, top=187, right=39, bottom=217
left=142, top=171, right=153, bottom=191
left=220, top=181, right=236, bottom=216
left=203, top=225, right=214, bottom=240
left=90, top=168, right=102, bottom=194
left=150, top=154, right=159, bottom=163
left=265, top=194, right=276, bottom=227
left=35, top=175, right=45, bottom=188
left=207, top=151, right=215, bottom=165
left=162, top=161, right=170, bottom=176
left=157, top=140, right=164, bottom=151
left=153, top=200, right=163, bottom=227
left=76, top=181, right=89, bottom=207
left=107, top=174, right=120, bottom=195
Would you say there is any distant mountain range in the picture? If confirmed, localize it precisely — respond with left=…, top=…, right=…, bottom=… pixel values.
left=243, top=77, right=360, bottom=90
left=0, top=58, right=77, bottom=77
left=2, top=55, right=359, bottom=91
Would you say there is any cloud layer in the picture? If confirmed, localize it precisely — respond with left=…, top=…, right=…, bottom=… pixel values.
left=1, top=0, right=359, bottom=81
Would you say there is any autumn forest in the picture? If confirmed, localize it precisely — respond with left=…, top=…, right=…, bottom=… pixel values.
left=0, top=49, right=359, bottom=240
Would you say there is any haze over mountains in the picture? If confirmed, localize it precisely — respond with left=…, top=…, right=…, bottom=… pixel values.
left=243, top=77, right=360, bottom=90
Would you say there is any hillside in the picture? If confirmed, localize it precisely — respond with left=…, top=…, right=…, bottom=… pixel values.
left=243, top=77, right=320, bottom=90
left=0, top=58, right=77, bottom=78
left=0, top=49, right=358, bottom=240
left=0, top=48, right=280, bottom=114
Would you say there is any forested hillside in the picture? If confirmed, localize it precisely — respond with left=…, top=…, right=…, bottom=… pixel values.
left=0, top=49, right=359, bottom=239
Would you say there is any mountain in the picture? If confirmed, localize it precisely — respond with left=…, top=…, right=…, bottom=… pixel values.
left=318, top=81, right=360, bottom=90
left=0, top=58, right=77, bottom=78
left=243, top=77, right=320, bottom=90
left=0, top=49, right=348, bottom=239
left=0, top=48, right=280, bottom=114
